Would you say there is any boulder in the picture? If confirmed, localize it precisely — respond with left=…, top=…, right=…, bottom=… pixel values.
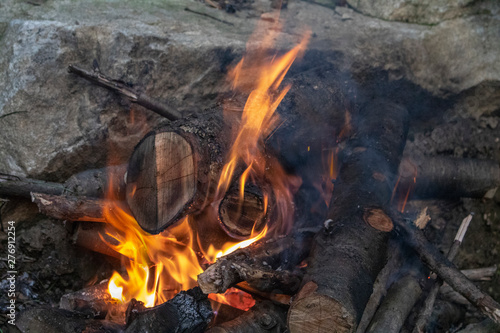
left=0, top=0, right=499, bottom=180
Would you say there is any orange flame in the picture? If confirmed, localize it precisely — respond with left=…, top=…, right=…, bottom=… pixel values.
left=216, top=28, right=310, bottom=237
left=102, top=25, right=310, bottom=311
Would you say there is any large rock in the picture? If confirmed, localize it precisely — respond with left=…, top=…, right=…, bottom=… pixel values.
left=0, top=0, right=499, bottom=180
left=345, top=0, right=500, bottom=25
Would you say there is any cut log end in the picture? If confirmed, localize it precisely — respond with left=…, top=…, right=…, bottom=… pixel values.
left=363, top=208, right=393, bottom=232
left=126, top=131, right=196, bottom=234
left=288, top=282, right=356, bottom=333
left=219, top=185, right=267, bottom=239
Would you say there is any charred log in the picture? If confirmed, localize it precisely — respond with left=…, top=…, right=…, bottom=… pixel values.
left=73, top=222, right=123, bottom=259
left=124, top=287, right=213, bottom=333
left=287, top=99, right=409, bottom=333
left=198, top=233, right=312, bottom=295
left=219, top=182, right=268, bottom=239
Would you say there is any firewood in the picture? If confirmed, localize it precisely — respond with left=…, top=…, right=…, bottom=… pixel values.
left=68, top=63, right=181, bottom=121
left=366, top=274, right=422, bottom=333
left=197, top=233, right=312, bottom=295
left=124, top=287, right=213, bottom=333
left=393, top=215, right=500, bottom=323
left=413, top=213, right=473, bottom=333
left=219, top=181, right=268, bottom=239
left=125, top=111, right=231, bottom=234
left=398, top=156, right=500, bottom=199
left=0, top=164, right=127, bottom=200
left=207, top=301, right=288, bottom=333
left=31, top=192, right=109, bottom=223
left=287, top=99, right=410, bottom=333
left=73, top=222, right=123, bottom=259
left=59, top=280, right=115, bottom=318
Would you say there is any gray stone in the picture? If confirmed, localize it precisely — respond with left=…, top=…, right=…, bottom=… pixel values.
left=0, top=0, right=499, bottom=180
left=346, top=0, right=500, bottom=25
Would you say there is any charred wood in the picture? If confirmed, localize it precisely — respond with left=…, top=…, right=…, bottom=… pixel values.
left=124, top=287, right=213, bottom=333
left=59, top=280, right=115, bottom=319
left=287, top=99, right=409, bottom=333
left=198, top=233, right=312, bottom=295
left=73, top=222, right=123, bottom=259
left=207, top=301, right=288, bottom=333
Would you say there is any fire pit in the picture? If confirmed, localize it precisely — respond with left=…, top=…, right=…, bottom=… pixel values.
left=1, top=1, right=500, bottom=332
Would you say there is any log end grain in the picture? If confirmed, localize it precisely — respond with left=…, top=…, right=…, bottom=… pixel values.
left=363, top=208, right=393, bottom=232
left=126, top=131, right=196, bottom=234
left=288, top=282, right=356, bottom=333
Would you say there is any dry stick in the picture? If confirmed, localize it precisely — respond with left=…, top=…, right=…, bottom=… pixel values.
left=31, top=192, right=109, bottom=223
left=68, top=64, right=181, bottom=121
left=393, top=215, right=500, bottom=324
left=412, top=213, right=474, bottom=333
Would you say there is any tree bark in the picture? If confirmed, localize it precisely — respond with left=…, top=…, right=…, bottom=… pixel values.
left=287, top=99, right=409, bottom=333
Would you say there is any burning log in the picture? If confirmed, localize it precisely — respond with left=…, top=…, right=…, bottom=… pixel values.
left=219, top=181, right=268, bottom=239
left=398, top=156, right=500, bottom=199
left=125, top=112, right=231, bottom=234
left=198, top=233, right=312, bottom=295
left=0, top=164, right=127, bottom=199
left=31, top=192, right=109, bottom=223
left=287, top=99, right=409, bottom=333
left=207, top=301, right=288, bottom=333
left=124, top=287, right=213, bottom=333
left=73, top=222, right=122, bottom=259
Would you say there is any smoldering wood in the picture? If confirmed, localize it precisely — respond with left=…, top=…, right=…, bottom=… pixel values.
left=68, top=63, right=182, bottom=121
left=393, top=215, right=500, bottom=323
left=287, top=99, right=409, bottom=333
left=126, top=111, right=231, bottom=234
left=219, top=181, right=268, bottom=239
left=425, top=300, right=465, bottom=333
left=208, top=300, right=246, bottom=328
left=31, top=192, right=109, bottom=222
left=124, top=287, right=213, bottom=333
left=73, top=222, right=123, bottom=259
left=398, top=156, right=500, bottom=199
left=197, top=233, right=312, bottom=295
left=0, top=164, right=127, bottom=200
left=207, top=301, right=288, bottom=333
left=365, top=274, right=422, bottom=333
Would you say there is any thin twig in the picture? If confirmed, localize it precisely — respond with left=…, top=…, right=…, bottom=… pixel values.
left=412, top=213, right=474, bottom=333
left=393, top=214, right=500, bottom=324
left=68, top=63, right=181, bottom=121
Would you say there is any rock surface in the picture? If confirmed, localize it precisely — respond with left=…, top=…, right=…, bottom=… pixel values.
left=346, top=0, right=500, bottom=25
left=0, top=0, right=499, bottom=179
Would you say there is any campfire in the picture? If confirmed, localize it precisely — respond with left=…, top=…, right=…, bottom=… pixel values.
left=1, top=1, right=500, bottom=333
